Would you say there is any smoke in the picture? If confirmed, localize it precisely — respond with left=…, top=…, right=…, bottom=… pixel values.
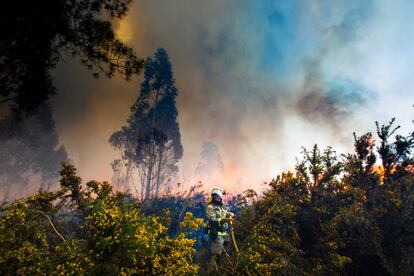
left=0, top=103, right=68, bottom=202
left=50, top=0, right=414, bottom=193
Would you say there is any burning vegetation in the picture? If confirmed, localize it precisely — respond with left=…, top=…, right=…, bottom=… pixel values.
left=1, top=1, right=414, bottom=274
left=1, top=116, right=414, bottom=275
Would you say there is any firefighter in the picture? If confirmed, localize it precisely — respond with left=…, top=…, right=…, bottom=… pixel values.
left=206, top=188, right=234, bottom=264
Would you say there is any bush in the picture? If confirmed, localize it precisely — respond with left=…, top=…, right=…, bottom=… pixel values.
left=0, top=164, right=200, bottom=275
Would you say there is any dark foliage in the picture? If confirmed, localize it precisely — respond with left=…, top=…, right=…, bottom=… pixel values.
left=0, top=0, right=143, bottom=112
left=0, top=103, right=68, bottom=203
left=230, top=119, right=414, bottom=275
left=110, top=48, right=183, bottom=199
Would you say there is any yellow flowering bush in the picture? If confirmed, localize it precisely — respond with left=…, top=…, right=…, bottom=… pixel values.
left=0, top=200, right=51, bottom=275
left=237, top=194, right=302, bottom=275
left=0, top=164, right=200, bottom=275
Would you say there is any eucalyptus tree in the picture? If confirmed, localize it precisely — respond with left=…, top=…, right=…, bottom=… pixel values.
left=110, top=48, right=183, bottom=199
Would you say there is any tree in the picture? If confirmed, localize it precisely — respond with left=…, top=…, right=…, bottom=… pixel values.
left=0, top=0, right=142, bottom=201
left=0, top=0, right=143, bottom=113
left=0, top=102, right=68, bottom=203
left=110, top=48, right=183, bottom=200
left=195, top=141, right=224, bottom=186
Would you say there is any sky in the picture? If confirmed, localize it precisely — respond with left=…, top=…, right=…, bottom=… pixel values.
left=52, top=0, right=414, bottom=194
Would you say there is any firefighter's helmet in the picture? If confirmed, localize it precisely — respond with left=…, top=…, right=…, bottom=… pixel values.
left=211, top=188, right=223, bottom=199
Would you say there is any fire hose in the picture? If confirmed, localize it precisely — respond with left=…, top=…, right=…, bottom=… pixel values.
left=229, top=218, right=239, bottom=253
left=229, top=217, right=253, bottom=276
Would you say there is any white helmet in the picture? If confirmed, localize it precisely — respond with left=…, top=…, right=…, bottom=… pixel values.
left=211, top=188, right=223, bottom=199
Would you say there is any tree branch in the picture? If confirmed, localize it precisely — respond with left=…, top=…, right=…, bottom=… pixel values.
left=34, top=210, right=66, bottom=243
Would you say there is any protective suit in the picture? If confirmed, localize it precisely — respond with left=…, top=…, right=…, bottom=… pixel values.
left=206, top=188, right=233, bottom=259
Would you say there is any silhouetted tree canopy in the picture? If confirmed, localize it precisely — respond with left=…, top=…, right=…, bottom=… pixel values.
left=110, top=48, right=183, bottom=199
left=0, top=0, right=143, bottom=112
left=0, top=102, right=68, bottom=203
left=195, top=141, right=224, bottom=186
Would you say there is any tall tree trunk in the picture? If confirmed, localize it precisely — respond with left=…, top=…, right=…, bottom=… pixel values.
left=1, top=180, right=11, bottom=204
left=145, top=142, right=156, bottom=200
left=140, top=169, right=145, bottom=201
left=124, top=161, right=132, bottom=192
left=145, top=163, right=153, bottom=200
left=146, top=87, right=162, bottom=200
left=155, top=146, right=164, bottom=199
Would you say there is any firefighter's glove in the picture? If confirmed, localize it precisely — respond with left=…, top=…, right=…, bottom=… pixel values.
left=221, top=217, right=233, bottom=224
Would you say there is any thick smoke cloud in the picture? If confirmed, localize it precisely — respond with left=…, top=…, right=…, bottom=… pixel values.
left=294, top=1, right=373, bottom=129
left=51, top=0, right=414, bottom=192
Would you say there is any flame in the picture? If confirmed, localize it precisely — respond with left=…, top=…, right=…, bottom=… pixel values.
left=371, top=164, right=385, bottom=178
left=371, top=164, right=396, bottom=183
left=222, top=164, right=240, bottom=192
left=191, top=160, right=243, bottom=194
left=406, top=165, right=414, bottom=173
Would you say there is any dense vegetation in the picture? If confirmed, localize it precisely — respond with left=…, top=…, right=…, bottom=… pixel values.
left=0, top=164, right=201, bottom=275
left=228, top=119, right=414, bottom=275
left=1, top=2, right=414, bottom=274
left=1, top=118, right=413, bottom=275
